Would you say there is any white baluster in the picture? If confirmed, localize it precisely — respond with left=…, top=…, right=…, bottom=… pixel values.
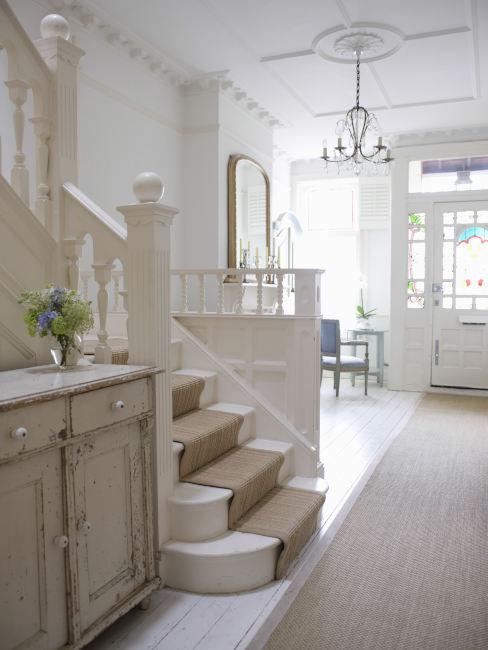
left=276, top=271, right=284, bottom=315
left=198, top=273, right=206, bottom=313
left=111, top=270, right=124, bottom=311
left=256, top=271, right=263, bottom=315
left=217, top=274, right=225, bottom=314
left=79, top=271, right=91, bottom=301
left=235, top=271, right=244, bottom=314
left=30, top=116, right=51, bottom=228
left=63, top=238, right=85, bottom=291
left=119, top=289, right=129, bottom=350
left=92, top=263, right=114, bottom=363
left=5, top=80, right=30, bottom=204
left=180, top=274, right=188, bottom=312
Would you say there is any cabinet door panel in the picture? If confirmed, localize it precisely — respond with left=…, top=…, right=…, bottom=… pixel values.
left=73, top=423, right=146, bottom=632
left=0, top=450, right=67, bottom=650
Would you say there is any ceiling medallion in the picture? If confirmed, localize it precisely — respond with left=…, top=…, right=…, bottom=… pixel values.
left=312, top=23, right=404, bottom=64
left=334, top=32, right=384, bottom=58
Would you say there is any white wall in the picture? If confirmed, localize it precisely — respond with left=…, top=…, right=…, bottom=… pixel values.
left=11, top=0, right=186, bottom=266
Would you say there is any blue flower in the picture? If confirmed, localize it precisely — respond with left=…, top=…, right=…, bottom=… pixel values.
left=50, top=287, right=66, bottom=310
left=37, top=310, right=58, bottom=333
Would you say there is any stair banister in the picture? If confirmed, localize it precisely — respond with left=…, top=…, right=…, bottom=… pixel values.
left=117, top=172, right=178, bottom=562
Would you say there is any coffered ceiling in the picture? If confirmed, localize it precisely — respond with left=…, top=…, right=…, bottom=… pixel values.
left=87, top=0, right=488, bottom=159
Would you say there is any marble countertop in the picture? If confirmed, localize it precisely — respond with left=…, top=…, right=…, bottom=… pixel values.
left=0, top=362, right=161, bottom=411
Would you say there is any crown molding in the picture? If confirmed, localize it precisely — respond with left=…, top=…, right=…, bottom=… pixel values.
left=390, top=125, right=488, bottom=148
left=181, top=70, right=287, bottom=130
left=41, top=0, right=284, bottom=131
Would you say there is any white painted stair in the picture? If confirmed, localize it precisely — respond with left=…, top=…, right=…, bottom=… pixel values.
left=164, top=349, right=328, bottom=594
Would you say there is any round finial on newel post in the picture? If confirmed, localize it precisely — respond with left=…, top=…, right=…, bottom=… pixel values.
left=133, top=172, right=165, bottom=203
left=40, top=14, right=71, bottom=40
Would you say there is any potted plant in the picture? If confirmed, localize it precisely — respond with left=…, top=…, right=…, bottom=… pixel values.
left=356, top=287, right=376, bottom=329
left=19, top=285, right=94, bottom=368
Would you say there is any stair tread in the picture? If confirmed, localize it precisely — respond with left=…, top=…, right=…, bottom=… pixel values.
left=233, top=486, right=325, bottom=579
left=184, top=446, right=283, bottom=526
left=244, top=438, right=292, bottom=454
left=174, top=408, right=243, bottom=478
left=163, top=530, right=280, bottom=556
left=283, top=476, right=329, bottom=495
left=170, top=481, right=232, bottom=504
left=172, top=373, right=205, bottom=418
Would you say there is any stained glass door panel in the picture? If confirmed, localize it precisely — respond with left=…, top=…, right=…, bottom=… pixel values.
left=432, top=201, right=488, bottom=388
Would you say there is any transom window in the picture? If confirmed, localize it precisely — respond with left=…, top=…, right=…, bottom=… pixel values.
left=409, top=156, right=488, bottom=193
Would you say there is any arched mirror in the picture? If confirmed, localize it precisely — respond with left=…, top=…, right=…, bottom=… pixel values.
left=228, top=154, right=270, bottom=268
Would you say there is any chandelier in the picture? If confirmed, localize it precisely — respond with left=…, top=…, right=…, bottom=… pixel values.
left=321, top=46, right=393, bottom=175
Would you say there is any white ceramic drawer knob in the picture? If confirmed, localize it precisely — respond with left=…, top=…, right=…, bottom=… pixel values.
left=53, top=535, right=69, bottom=548
left=111, top=400, right=125, bottom=411
left=78, top=519, right=92, bottom=532
left=11, top=427, right=28, bottom=441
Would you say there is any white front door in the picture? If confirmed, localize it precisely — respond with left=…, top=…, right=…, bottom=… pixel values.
left=432, top=201, right=488, bottom=388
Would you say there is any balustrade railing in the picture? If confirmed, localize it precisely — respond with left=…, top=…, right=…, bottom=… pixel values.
left=171, top=268, right=323, bottom=317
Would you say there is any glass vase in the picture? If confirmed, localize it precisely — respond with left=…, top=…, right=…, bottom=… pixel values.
left=50, top=334, right=83, bottom=369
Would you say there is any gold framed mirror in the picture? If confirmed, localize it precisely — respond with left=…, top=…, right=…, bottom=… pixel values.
left=228, top=154, right=270, bottom=268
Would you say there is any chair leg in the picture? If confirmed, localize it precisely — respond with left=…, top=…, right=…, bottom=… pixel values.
left=335, top=370, right=340, bottom=397
left=364, top=370, right=368, bottom=396
left=351, top=372, right=355, bottom=387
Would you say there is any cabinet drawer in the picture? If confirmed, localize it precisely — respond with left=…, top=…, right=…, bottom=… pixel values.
left=71, top=379, right=150, bottom=435
left=0, top=399, right=66, bottom=461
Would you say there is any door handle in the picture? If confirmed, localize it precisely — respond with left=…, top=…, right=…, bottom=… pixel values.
left=434, top=339, right=439, bottom=366
left=461, top=322, right=486, bottom=326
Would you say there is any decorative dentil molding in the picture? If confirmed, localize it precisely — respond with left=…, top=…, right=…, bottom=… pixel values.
left=44, top=0, right=284, bottom=130
left=181, top=70, right=286, bottom=130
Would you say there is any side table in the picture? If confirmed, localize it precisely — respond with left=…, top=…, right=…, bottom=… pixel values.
left=348, top=328, right=388, bottom=387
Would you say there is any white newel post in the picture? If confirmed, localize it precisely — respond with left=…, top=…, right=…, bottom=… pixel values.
left=117, top=173, right=178, bottom=571
left=92, top=263, right=114, bottom=363
left=294, top=270, right=323, bottom=316
left=5, top=80, right=30, bottom=205
left=36, top=14, right=84, bottom=240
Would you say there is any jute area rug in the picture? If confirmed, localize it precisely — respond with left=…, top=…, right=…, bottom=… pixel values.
left=265, top=394, right=488, bottom=650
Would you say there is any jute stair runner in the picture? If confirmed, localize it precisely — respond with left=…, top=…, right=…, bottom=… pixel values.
left=234, top=486, right=325, bottom=579
left=185, top=446, right=284, bottom=526
left=172, top=374, right=205, bottom=417
left=173, top=408, right=243, bottom=478
left=172, top=371, right=325, bottom=578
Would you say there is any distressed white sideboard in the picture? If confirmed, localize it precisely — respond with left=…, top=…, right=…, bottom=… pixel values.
left=0, top=363, right=162, bottom=649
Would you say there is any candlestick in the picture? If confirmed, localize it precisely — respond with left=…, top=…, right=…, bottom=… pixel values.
left=337, top=137, right=342, bottom=148
left=239, top=238, right=243, bottom=264
left=378, top=136, right=383, bottom=148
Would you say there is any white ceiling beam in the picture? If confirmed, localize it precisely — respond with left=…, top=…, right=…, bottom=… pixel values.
left=404, top=26, right=471, bottom=41
left=465, top=0, right=481, bottom=99
left=261, top=50, right=314, bottom=63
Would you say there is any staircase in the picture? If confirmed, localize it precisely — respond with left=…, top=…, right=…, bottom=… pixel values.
left=163, top=338, right=328, bottom=593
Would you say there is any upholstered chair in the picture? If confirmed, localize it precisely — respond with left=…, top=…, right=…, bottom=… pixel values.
left=321, top=319, right=369, bottom=396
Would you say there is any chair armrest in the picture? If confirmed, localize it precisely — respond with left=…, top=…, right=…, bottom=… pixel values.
left=340, top=340, right=369, bottom=360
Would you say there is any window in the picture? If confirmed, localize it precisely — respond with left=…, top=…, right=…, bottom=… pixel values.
left=409, top=156, right=488, bottom=193
left=407, top=213, right=425, bottom=308
left=441, top=211, right=488, bottom=310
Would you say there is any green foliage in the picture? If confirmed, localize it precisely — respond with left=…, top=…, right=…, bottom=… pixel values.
left=356, top=304, right=376, bottom=319
left=408, top=213, right=425, bottom=228
left=18, top=285, right=94, bottom=346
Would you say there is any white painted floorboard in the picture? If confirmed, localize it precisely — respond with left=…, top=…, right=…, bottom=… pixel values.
left=88, top=380, right=422, bottom=650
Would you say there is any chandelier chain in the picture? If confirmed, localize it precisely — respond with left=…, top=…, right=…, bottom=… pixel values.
left=356, top=51, right=361, bottom=108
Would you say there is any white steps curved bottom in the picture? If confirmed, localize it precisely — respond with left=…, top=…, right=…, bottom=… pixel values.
left=163, top=531, right=281, bottom=593
left=169, top=482, right=232, bottom=541
left=283, top=475, right=329, bottom=496
left=205, top=402, right=255, bottom=444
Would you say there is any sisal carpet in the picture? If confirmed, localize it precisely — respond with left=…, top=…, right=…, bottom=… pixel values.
left=234, top=486, right=325, bottom=579
left=172, top=374, right=205, bottom=417
left=265, top=394, right=488, bottom=650
left=185, top=446, right=284, bottom=526
left=173, top=409, right=243, bottom=478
